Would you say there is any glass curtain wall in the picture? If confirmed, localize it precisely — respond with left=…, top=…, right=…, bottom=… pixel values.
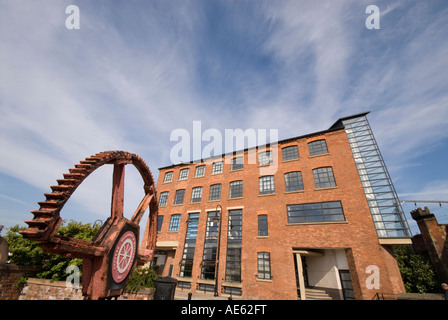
left=179, top=213, right=199, bottom=277
left=341, top=115, right=410, bottom=238
left=201, top=211, right=219, bottom=279
left=225, top=209, right=242, bottom=282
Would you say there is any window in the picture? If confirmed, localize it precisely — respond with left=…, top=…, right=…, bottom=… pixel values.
left=225, top=209, right=242, bottom=282
left=163, top=171, right=173, bottom=183
left=257, top=252, right=271, bottom=279
left=157, top=215, right=164, bottom=232
left=209, top=184, right=221, bottom=201
left=195, top=165, right=205, bottom=177
left=259, top=176, right=275, bottom=195
left=339, top=270, right=355, bottom=300
left=287, top=201, right=345, bottom=223
left=158, top=191, right=169, bottom=206
left=168, top=214, right=181, bottom=231
left=190, top=186, right=203, bottom=203
left=313, top=167, right=336, bottom=188
left=179, top=213, right=199, bottom=277
left=258, top=215, right=268, bottom=236
left=212, top=161, right=223, bottom=174
left=282, top=145, right=299, bottom=161
left=174, top=189, right=186, bottom=205
left=229, top=180, right=243, bottom=198
left=179, top=168, right=189, bottom=180
left=231, top=157, right=243, bottom=171
left=284, top=172, right=304, bottom=192
left=258, top=151, right=273, bottom=166
left=201, top=211, right=220, bottom=279
left=308, top=140, right=328, bottom=156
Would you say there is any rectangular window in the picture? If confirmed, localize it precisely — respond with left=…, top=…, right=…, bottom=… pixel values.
left=229, top=180, right=243, bottom=198
left=231, top=157, right=244, bottom=171
left=308, top=140, right=328, bottom=156
left=195, top=165, right=205, bottom=177
left=339, top=270, right=355, bottom=300
left=225, top=209, right=242, bottom=282
left=259, top=176, right=275, bottom=195
left=179, top=168, right=189, bottom=180
left=212, top=161, right=223, bottom=174
left=157, top=215, right=164, bottom=232
left=179, top=213, right=199, bottom=277
left=201, top=211, right=219, bottom=280
left=258, top=151, right=273, bottom=166
left=209, top=184, right=221, bottom=201
left=313, top=167, right=336, bottom=188
left=287, top=201, right=345, bottom=223
left=174, top=189, right=186, bottom=205
left=158, top=191, right=169, bottom=206
left=258, top=215, right=268, bottom=236
left=163, top=171, right=173, bottom=183
left=257, top=252, right=271, bottom=279
left=190, top=186, right=203, bottom=203
left=282, top=145, right=299, bottom=161
left=168, top=214, right=181, bottom=231
left=284, top=172, right=304, bottom=192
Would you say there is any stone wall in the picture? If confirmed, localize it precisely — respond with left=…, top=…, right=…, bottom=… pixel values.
left=19, top=278, right=154, bottom=300
left=0, top=264, right=41, bottom=300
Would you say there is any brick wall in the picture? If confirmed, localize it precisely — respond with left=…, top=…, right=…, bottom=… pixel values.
left=0, top=264, right=41, bottom=300
left=149, top=128, right=407, bottom=299
left=19, top=278, right=154, bottom=300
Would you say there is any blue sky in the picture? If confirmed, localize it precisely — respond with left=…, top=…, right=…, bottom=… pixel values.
left=0, top=0, right=447, bottom=236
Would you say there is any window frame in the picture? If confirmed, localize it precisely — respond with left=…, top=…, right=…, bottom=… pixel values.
left=178, top=168, right=189, bottom=181
left=313, top=166, right=336, bottom=189
left=212, top=161, right=223, bottom=174
left=258, top=150, right=273, bottom=166
left=158, top=191, right=169, bottom=206
left=308, top=139, right=328, bottom=156
left=287, top=200, right=346, bottom=224
left=259, top=175, right=275, bottom=195
left=209, top=184, right=221, bottom=201
left=282, top=145, right=299, bottom=161
left=231, top=156, right=244, bottom=171
left=174, top=189, right=186, bottom=205
left=168, top=214, right=181, bottom=231
left=284, top=171, right=304, bottom=192
left=163, top=171, right=173, bottom=183
left=195, top=165, right=205, bottom=178
left=190, top=186, right=203, bottom=203
left=258, top=215, right=268, bottom=236
left=257, top=252, right=271, bottom=280
left=229, top=180, right=243, bottom=198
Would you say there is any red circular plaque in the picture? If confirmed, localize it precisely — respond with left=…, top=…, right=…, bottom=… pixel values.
left=111, top=231, right=137, bottom=283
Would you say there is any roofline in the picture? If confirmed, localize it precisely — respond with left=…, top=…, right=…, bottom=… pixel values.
left=329, top=111, right=371, bottom=130
left=159, top=111, right=371, bottom=171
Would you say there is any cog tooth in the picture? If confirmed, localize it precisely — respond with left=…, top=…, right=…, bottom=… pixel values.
left=50, top=184, right=72, bottom=192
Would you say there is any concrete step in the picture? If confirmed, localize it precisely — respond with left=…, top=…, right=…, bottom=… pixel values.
left=305, top=288, right=332, bottom=300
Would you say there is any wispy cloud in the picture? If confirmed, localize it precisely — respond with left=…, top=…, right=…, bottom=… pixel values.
left=0, top=0, right=447, bottom=229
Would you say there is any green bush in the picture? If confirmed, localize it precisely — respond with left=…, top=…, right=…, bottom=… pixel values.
left=126, top=266, right=160, bottom=293
left=394, top=245, right=440, bottom=293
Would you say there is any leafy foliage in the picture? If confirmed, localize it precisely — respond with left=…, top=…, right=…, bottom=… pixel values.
left=5, top=220, right=100, bottom=281
left=394, top=245, right=440, bottom=293
left=126, top=266, right=160, bottom=293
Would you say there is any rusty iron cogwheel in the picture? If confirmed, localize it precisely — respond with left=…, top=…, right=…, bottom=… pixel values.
left=19, top=150, right=158, bottom=251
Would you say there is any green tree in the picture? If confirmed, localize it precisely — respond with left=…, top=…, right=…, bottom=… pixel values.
left=5, top=220, right=101, bottom=281
left=394, top=245, right=439, bottom=293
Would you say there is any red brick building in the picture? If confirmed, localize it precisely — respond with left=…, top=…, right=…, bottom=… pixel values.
left=142, top=112, right=411, bottom=300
